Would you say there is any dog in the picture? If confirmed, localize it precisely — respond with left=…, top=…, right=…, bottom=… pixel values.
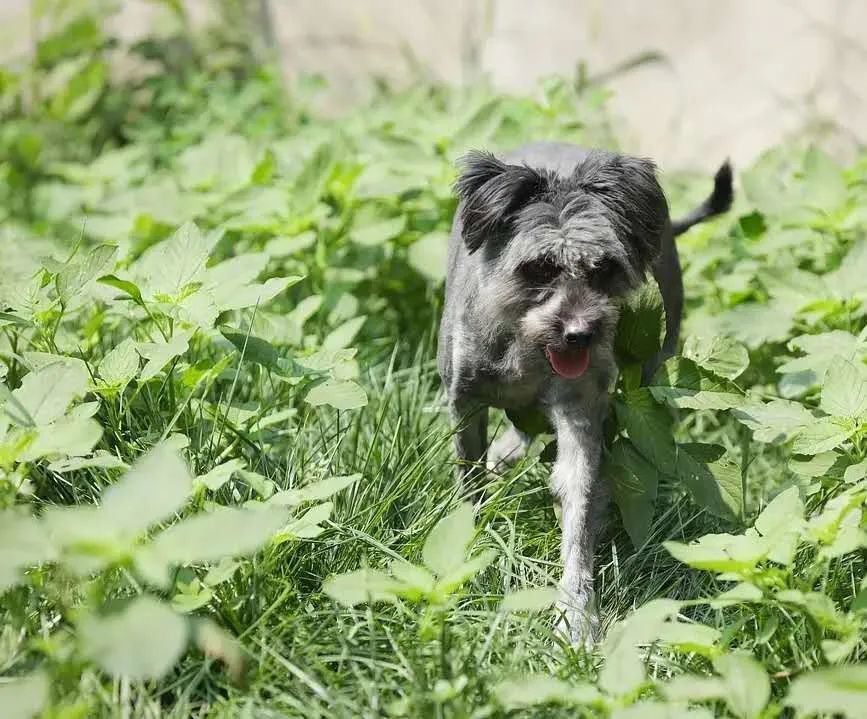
left=436, top=141, right=732, bottom=643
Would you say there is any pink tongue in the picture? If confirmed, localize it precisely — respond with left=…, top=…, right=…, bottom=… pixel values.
left=545, top=347, right=591, bottom=379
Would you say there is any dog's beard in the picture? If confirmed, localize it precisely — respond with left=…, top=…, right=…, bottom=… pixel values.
left=519, top=291, right=619, bottom=379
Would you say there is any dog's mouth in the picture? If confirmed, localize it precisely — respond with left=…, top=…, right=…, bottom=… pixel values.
left=544, top=346, right=591, bottom=380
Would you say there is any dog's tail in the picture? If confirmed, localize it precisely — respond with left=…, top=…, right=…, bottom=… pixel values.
left=671, top=161, right=733, bottom=237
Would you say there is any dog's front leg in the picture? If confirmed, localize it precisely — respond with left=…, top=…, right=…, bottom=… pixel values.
left=549, top=400, right=609, bottom=645
left=449, top=397, right=489, bottom=497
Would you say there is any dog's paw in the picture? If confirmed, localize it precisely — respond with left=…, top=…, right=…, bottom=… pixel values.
left=555, top=600, right=599, bottom=650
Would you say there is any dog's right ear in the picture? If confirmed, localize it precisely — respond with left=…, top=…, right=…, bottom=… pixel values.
left=455, top=150, right=548, bottom=254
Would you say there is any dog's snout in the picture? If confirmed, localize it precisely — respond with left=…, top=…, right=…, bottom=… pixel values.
left=563, top=328, right=593, bottom=348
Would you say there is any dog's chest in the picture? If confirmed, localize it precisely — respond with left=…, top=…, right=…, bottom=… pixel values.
left=470, top=370, right=545, bottom=410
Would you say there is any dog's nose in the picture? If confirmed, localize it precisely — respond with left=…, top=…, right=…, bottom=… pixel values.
left=563, top=328, right=593, bottom=348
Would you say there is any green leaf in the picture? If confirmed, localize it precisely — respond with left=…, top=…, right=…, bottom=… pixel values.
left=132, top=222, right=221, bottom=300
left=48, top=450, right=126, bottom=473
left=201, top=252, right=267, bottom=291
left=753, top=487, right=804, bottom=565
left=614, top=389, right=677, bottom=474
left=37, top=14, right=102, bottom=65
left=138, top=331, right=191, bottom=382
left=712, top=654, right=770, bottom=719
left=351, top=216, right=406, bottom=246
left=195, top=458, right=245, bottom=492
left=664, top=533, right=767, bottom=574
left=683, top=335, right=749, bottom=380
left=777, top=590, right=848, bottom=631
left=716, top=302, right=796, bottom=349
left=788, top=451, right=842, bottom=479
left=0, top=672, right=49, bottom=719
left=827, top=240, right=867, bottom=299
left=57, top=244, right=117, bottom=305
left=8, top=361, right=90, bottom=426
left=802, top=145, right=847, bottom=213
left=265, top=232, right=316, bottom=258
left=98, top=274, right=145, bottom=305
left=305, top=380, right=368, bottom=410
left=80, top=596, right=187, bottom=680
left=50, top=59, right=107, bottom=121
left=492, top=675, right=600, bottom=710
left=268, top=474, right=359, bottom=507
left=615, top=281, right=664, bottom=364
left=600, top=599, right=681, bottom=696
left=273, top=502, right=333, bottom=542
left=709, top=582, right=763, bottom=608
left=171, top=581, right=214, bottom=613
left=219, top=276, right=295, bottom=312
left=732, top=400, right=815, bottom=443
left=144, top=506, right=288, bottom=566
left=322, top=316, right=366, bottom=352
left=805, top=491, right=867, bottom=558
left=778, top=330, right=865, bottom=379
left=422, top=502, right=476, bottom=576
left=322, top=568, right=402, bottom=607
left=605, top=438, right=660, bottom=548
left=0, top=510, right=57, bottom=590
left=820, top=356, right=867, bottom=419
left=499, top=587, right=560, bottom=612
left=663, top=674, right=726, bottom=704
left=220, top=329, right=279, bottom=368
left=436, top=548, right=497, bottom=593
left=786, top=665, right=867, bottom=718
left=98, top=338, right=139, bottom=391
left=22, top=416, right=102, bottom=461
left=674, top=444, right=743, bottom=521
left=408, top=231, right=448, bottom=282
left=101, top=443, right=192, bottom=534
left=664, top=655, right=769, bottom=719
left=650, top=357, right=746, bottom=411
left=203, top=558, right=240, bottom=587
left=176, top=133, right=257, bottom=191
left=656, top=621, right=721, bottom=655
left=389, top=560, right=435, bottom=596
left=844, top=459, right=867, bottom=484
left=791, top=417, right=856, bottom=455
left=291, top=142, right=335, bottom=209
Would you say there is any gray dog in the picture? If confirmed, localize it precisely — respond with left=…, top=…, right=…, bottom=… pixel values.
left=437, top=141, right=732, bottom=643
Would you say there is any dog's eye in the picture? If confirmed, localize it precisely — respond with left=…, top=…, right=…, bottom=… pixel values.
left=588, top=259, right=619, bottom=288
left=519, top=258, right=561, bottom=285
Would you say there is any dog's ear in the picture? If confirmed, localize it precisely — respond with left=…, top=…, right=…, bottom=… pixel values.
left=454, top=150, right=549, bottom=254
left=578, top=153, right=669, bottom=273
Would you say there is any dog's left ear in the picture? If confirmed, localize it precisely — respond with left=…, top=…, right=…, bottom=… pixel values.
left=454, top=150, right=549, bottom=254
left=579, top=154, right=669, bottom=273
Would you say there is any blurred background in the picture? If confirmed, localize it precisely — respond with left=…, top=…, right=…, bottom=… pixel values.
left=3, top=5, right=867, bottom=716
left=3, top=0, right=866, bottom=171
left=2, top=0, right=866, bottom=356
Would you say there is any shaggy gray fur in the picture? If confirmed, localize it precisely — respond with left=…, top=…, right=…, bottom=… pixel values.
left=437, top=140, right=732, bottom=643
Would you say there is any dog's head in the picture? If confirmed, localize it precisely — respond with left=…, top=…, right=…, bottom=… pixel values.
left=455, top=149, right=668, bottom=379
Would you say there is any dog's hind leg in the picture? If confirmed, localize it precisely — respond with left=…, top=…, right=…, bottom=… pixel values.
left=487, top=424, right=531, bottom=470
left=548, top=399, right=608, bottom=645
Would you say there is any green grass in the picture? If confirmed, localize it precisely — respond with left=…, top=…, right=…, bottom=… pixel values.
left=2, top=7, right=867, bottom=718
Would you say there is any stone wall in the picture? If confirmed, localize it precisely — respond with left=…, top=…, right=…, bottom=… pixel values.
left=3, top=0, right=866, bottom=170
